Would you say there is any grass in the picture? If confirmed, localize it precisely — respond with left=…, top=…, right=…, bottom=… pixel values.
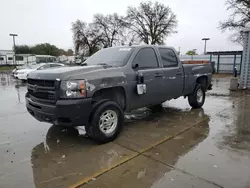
left=0, top=66, right=15, bottom=71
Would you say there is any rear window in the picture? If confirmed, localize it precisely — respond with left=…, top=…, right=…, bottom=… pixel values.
left=50, top=64, right=63, bottom=67
left=84, top=47, right=134, bottom=66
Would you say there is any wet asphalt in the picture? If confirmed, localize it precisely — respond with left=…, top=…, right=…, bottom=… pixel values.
left=0, top=73, right=250, bottom=188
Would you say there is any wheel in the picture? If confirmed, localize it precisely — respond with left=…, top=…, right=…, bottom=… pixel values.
left=188, top=84, right=205, bottom=108
left=86, top=100, right=124, bottom=144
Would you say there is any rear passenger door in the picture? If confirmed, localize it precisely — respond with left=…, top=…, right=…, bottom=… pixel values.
left=131, top=47, right=165, bottom=108
left=158, top=48, right=183, bottom=100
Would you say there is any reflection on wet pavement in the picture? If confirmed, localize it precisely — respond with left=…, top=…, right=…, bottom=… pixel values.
left=31, top=126, right=137, bottom=188
left=1, top=73, right=250, bottom=188
left=0, top=73, right=27, bottom=117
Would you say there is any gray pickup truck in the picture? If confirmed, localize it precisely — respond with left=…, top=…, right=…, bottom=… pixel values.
left=26, top=45, right=212, bottom=143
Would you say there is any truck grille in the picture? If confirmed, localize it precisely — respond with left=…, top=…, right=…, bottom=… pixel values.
left=28, top=89, right=56, bottom=100
left=27, top=79, right=55, bottom=87
left=27, top=79, right=57, bottom=103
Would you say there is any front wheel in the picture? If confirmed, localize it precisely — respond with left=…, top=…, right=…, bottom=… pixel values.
left=188, top=84, right=205, bottom=108
left=86, top=100, right=124, bottom=144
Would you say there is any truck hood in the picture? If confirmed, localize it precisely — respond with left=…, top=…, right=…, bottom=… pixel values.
left=27, top=65, right=105, bottom=80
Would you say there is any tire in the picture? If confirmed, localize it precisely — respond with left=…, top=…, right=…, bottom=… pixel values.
left=188, top=84, right=205, bottom=108
left=86, top=100, right=124, bottom=144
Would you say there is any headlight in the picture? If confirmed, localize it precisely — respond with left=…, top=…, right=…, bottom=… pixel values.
left=60, top=80, right=86, bottom=98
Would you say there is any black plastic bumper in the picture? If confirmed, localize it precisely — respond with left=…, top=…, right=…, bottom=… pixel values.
left=26, top=94, right=92, bottom=126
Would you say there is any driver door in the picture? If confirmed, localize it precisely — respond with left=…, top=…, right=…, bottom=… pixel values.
left=130, top=47, right=165, bottom=109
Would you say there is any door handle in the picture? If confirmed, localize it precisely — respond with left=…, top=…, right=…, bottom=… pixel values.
left=155, top=73, right=163, bottom=78
left=176, top=71, right=182, bottom=75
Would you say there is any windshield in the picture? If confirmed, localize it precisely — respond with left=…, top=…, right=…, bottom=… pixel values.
left=20, top=62, right=37, bottom=69
left=84, top=47, right=134, bottom=66
left=18, top=64, right=30, bottom=69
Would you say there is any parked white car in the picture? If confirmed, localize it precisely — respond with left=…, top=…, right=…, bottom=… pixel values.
left=12, top=62, right=37, bottom=76
left=14, top=63, right=65, bottom=80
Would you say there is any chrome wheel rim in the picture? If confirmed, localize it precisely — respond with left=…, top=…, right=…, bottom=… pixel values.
left=197, top=88, right=204, bottom=103
left=99, top=110, right=118, bottom=135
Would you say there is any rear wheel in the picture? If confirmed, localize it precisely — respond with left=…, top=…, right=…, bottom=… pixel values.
left=86, top=100, right=124, bottom=144
left=188, top=84, right=205, bottom=108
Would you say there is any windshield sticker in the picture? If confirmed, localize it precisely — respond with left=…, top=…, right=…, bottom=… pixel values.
left=119, top=48, right=132, bottom=51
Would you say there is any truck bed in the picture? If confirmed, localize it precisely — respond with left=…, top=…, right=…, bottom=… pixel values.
left=182, top=63, right=212, bottom=96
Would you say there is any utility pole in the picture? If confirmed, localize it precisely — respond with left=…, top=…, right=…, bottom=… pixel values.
left=9, top=33, right=18, bottom=64
left=202, top=38, right=210, bottom=54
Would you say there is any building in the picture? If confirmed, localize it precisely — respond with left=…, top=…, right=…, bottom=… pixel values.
left=0, top=50, right=15, bottom=65
left=0, top=50, right=57, bottom=65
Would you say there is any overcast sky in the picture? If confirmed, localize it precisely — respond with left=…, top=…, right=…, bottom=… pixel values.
left=0, top=0, right=242, bottom=54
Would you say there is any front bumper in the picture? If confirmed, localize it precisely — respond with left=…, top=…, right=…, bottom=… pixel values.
left=16, top=74, right=27, bottom=80
left=26, top=93, right=92, bottom=126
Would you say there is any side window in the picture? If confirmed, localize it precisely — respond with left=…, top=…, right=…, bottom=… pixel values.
left=38, top=64, right=50, bottom=70
left=159, top=48, right=178, bottom=67
left=50, top=64, right=62, bottom=67
left=8, top=57, right=13, bottom=61
left=133, top=48, right=158, bottom=69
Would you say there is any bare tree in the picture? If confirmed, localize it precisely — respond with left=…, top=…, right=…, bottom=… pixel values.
left=126, top=1, right=178, bottom=45
left=219, top=0, right=250, bottom=45
left=72, top=20, right=103, bottom=56
left=93, top=13, right=128, bottom=47
left=120, top=29, right=141, bottom=46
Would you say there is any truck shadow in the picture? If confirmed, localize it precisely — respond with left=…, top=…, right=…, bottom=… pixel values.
left=30, top=107, right=210, bottom=188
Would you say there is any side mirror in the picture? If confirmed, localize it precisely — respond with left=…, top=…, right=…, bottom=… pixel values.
left=132, top=63, right=139, bottom=69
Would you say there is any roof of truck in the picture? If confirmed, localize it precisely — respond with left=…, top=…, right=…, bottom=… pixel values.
left=111, top=45, right=173, bottom=48
left=109, top=45, right=176, bottom=51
